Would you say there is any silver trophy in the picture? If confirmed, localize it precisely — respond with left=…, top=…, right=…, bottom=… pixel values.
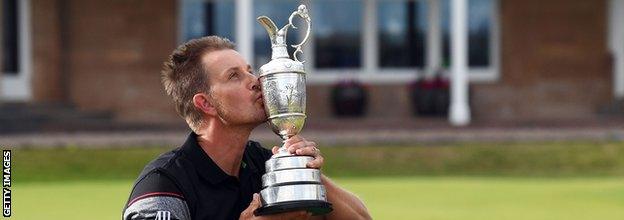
left=254, top=5, right=332, bottom=216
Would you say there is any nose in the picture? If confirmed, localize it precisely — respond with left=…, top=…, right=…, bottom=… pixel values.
left=250, top=74, right=261, bottom=91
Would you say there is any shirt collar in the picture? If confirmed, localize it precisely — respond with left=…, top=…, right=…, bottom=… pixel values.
left=180, top=132, right=259, bottom=185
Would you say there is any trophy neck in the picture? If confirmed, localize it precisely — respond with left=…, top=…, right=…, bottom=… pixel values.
left=274, top=146, right=292, bottom=158
left=272, top=45, right=289, bottom=60
left=273, top=138, right=294, bottom=158
left=270, top=26, right=290, bottom=60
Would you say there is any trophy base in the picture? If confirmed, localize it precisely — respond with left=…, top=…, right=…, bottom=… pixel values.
left=254, top=200, right=333, bottom=216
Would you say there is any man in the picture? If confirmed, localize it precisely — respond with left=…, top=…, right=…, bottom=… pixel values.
left=123, top=36, right=371, bottom=220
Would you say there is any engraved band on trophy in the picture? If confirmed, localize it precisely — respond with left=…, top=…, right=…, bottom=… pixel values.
left=254, top=5, right=333, bottom=216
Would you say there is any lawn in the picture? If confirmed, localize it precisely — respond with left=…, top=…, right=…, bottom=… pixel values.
left=8, top=141, right=624, bottom=219
left=13, top=141, right=624, bottom=182
left=12, top=177, right=624, bottom=220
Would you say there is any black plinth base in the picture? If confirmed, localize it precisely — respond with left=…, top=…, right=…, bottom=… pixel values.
left=254, top=200, right=333, bottom=216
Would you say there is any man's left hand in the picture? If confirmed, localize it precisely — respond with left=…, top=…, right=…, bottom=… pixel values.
left=272, top=135, right=323, bottom=169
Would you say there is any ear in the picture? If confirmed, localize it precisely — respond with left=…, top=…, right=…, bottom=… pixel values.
left=192, top=93, right=217, bottom=116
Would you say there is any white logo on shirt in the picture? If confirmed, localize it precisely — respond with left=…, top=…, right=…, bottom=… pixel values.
left=156, top=210, right=171, bottom=220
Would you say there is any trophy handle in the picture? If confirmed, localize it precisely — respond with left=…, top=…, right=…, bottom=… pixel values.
left=288, top=5, right=311, bottom=62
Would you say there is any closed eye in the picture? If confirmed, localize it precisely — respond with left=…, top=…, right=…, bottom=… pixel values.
left=229, top=72, right=239, bottom=80
left=247, top=65, right=255, bottom=76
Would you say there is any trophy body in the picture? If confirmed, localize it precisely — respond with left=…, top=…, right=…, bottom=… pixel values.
left=254, top=5, right=333, bottom=216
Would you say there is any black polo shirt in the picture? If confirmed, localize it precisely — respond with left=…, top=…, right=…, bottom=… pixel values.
left=123, top=132, right=273, bottom=220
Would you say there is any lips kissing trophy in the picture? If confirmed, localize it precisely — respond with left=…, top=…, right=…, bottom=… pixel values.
left=254, top=4, right=333, bottom=216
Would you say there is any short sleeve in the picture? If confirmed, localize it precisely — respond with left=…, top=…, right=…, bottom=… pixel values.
left=123, top=171, right=190, bottom=220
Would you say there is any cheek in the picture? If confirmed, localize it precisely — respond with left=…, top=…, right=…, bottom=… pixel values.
left=222, top=91, right=249, bottom=109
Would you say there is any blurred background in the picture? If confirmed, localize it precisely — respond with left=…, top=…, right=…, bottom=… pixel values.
left=1, top=0, right=624, bottom=219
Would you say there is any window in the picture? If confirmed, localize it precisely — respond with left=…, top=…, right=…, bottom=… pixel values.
left=313, top=0, right=362, bottom=69
left=180, top=0, right=235, bottom=43
left=2, top=0, right=31, bottom=100
left=441, top=0, right=494, bottom=67
left=179, top=0, right=499, bottom=83
left=2, top=0, right=19, bottom=74
left=378, top=0, right=427, bottom=68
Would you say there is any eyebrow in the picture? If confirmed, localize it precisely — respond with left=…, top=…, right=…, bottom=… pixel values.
left=223, top=67, right=238, bottom=74
left=221, top=65, right=252, bottom=77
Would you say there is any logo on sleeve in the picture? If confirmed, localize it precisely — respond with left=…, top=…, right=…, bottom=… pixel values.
left=155, top=210, right=171, bottom=220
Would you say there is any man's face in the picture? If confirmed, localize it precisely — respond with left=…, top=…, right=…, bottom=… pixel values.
left=202, top=49, right=267, bottom=126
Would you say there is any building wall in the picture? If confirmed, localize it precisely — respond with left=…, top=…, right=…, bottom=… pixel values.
left=471, top=0, right=612, bottom=121
left=307, top=84, right=414, bottom=119
left=28, top=0, right=614, bottom=124
left=311, top=0, right=613, bottom=121
left=31, top=0, right=181, bottom=123
left=32, top=0, right=64, bottom=102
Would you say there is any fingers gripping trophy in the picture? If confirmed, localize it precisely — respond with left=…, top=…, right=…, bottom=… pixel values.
left=254, top=4, right=333, bottom=216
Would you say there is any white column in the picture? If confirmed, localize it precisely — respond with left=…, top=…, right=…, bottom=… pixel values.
left=363, top=0, right=378, bottom=76
left=449, top=0, right=470, bottom=126
left=426, top=0, right=442, bottom=77
left=236, top=0, right=253, bottom=64
left=609, top=0, right=624, bottom=98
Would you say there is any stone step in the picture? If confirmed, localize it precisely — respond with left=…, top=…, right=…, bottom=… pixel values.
left=598, top=99, right=624, bottom=115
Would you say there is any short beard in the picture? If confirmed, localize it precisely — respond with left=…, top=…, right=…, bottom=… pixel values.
left=211, top=96, right=234, bottom=125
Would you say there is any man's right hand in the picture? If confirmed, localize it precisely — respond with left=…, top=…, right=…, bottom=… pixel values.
left=239, top=194, right=312, bottom=220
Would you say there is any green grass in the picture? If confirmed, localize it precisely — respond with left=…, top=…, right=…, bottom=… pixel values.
left=12, top=177, right=624, bottom=220
left=343, top=177, right=624, bottom=220
left=9, top=142, right=624, bottom=219
left=322, top=141, right=624, bottom=177
left=13, top=141, right=624, bottom=182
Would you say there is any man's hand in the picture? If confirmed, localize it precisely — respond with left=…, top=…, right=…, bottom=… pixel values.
left=239, top=193, right=312, bottom=220
left=272, top=135, right=323, bottom=169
